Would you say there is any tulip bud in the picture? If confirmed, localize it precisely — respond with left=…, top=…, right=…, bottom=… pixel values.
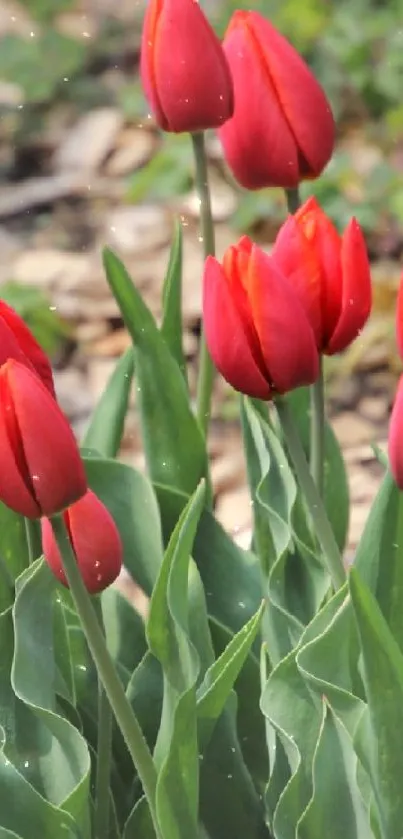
left=272, top=197, right=372, bottom=354
left=0, top=301, right=55, bottom=395
left=41, top=490, right=123, bottom=594
left=0, top=359, right=86, bottom=518
left=389, top=376, right=403, bottom=489
left=203, top=237, right=319, bottom=399
left=218, top=11, right=334, bottom=189
left=140, top=0, right=234, bottom=133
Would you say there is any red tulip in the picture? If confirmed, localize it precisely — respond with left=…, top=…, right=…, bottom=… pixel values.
left=0, top=301, right=55, bottom=395
left=140, top=0, right=234, bottom=133
left=389, top=376, right=403, bottom=489
left=271, top=197, right=372, bottom=354
left=0, top=359, right=86, bottom=518
left=203, top=237, right=319, bottom=399
left=41, top=490, right=122, bottom=594
left=218, top=11, right=335, bottom=189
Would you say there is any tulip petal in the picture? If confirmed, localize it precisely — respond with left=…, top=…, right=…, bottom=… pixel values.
left=140, top=0, right=167, bottom=128
left=0, top=301, right=55, bottom=396
left=149, top=0, right=233, bottom=132
left=244, top=12, right=335, bottom=178
left=247, top=248, right=319, bottom=393
left=389, top=376, right=403, bottom=489
left=396, top=273, right=403, bottom=360
left=203, top=257, right=271, bottom=399
left=42, top=491, right=122, bottom=593
left=0, top=373, right=41, bottom=517
left=219, top=22, right=300, bottom=188
left=4, top=361, right=87, bottom=517
left=272, top=215, right=323, bottom=344
left=326, top=219, right=371, bottom=354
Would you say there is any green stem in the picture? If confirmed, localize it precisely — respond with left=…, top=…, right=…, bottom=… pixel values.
left=191, top=131, right=216, bottom=436
left=275, top=397, right=345, bottom=590
left=310, top=358, right=325, bottom=497
left=285, top=186, right=301, bottom=214
left=50, top=516, right=160, bottom=839
left=93, top=599, right=113, bottom=839
left=24, top=519, right=37, bottom=565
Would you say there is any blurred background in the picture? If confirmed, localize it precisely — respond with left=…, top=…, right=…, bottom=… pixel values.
left=0, top=0, right=402, bottom=546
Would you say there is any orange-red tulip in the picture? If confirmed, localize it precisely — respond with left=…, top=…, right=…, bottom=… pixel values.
left=272, top=197, right=372, bottom=354
left=218, top=11, right=335, bottom=189
left=41, top=490, right=122, bottom=594
left=0, top=360, right=86, bottom=518
left=0, top=300, right=55, bottom=395
left=203, top=237, right=319, bottom=399
left=140, top=0, right=234, bottom=132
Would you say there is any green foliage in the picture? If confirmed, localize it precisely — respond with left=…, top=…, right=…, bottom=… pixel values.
left=1, top=282, right=67, bottom=356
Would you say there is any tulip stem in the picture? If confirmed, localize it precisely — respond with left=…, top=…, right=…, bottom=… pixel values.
left=191, top=131, right=216, bottom=436
left=275, top=397, right=345, bottom=590
left=50, top=516, right=161, bottom=839
left=24, top=519, right=36, bottom=564
left=310, top=358, right=325, bottom=496
left=93, top=598, right=113, bottom=839
left=285, top=187, right=301, bottom=215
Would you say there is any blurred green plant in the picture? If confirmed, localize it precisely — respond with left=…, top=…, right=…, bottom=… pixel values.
left=1, top=282, right=68, bottom=355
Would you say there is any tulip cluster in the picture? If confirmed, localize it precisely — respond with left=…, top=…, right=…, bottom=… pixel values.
left=0, top=302, right=121, bottom=593
left=140, top=1, right=334, bottom=188
left=203, top=199, right=372, bottom=399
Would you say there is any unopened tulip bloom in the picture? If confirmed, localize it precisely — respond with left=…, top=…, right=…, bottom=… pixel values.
left=203, top=237, right=319, bottom=399
left=218, top=11, right=335, bottom=189
left=140, top=0, right=234, bottom=133
left=0, top=359, right=86, bottom=518
left=0, top=301, right=55, bottom=395
left=272, top=197, right=372, bottom=354
left=389, top=376, right=403, bottom=489
left=41, top=490, right=122, bottom=594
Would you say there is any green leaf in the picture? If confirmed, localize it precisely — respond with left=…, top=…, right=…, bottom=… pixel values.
left=297, top=701, right=372, bottom=838
left=84, top=457, right=164, bottom=595
left=154, top=482, right=263, bottom=638
left=83, top=348, right=135, bottom=458
left=287, top=386, right=349, bottom=552
left=103, top=248, right=207, bottom=495
left=241, top=398, right=329, bottom=663
left=355, top=470, right=403, bottom=652
left=11, top=561, right=91, bottom=833
left=0, top=503, right=28, bottom=581
left=161, top=222, right=187, bottom=382
left=349, top=567, right=403, bottom=839
left=123, top=796, right=156, bottom=839
left=126, top=653, right=163, bottom=754
left=148, top=484, right=205, bottom=839
left=101, top=587, right=147, bottom=685
left=197, top=602, right=264, bottom=745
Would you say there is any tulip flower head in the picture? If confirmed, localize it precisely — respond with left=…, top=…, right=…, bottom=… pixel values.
left=140, top=0, right=234, bottom=133
left=272, top=197, right=372, bottom=354
left=218, top=11, right=335, bottom=189
left=0, top=360, right=86, bottom=518
left=0, top=300, right=55, bottom=395
left=203, top=237, right=319, bottom=400
left=41, top=490, right=123, bottom=594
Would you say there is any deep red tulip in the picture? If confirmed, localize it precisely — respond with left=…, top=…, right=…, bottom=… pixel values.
left=271, top=197, right=372, bottom=354
left=0, top=359, right=86, bottom=518
left=203, top=237, right=319, bottom=399
left=218, top=11, right=335, bottom=189
left=389, top=376, right=403, bottom=489
left=0, top=301, right=55, bottom=395
left=41, top=490, right=122, bottom=594
left=140, top=0, right=234, bottom=133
